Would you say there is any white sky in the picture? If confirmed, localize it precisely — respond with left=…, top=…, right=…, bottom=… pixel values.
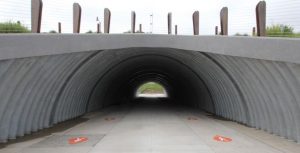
left=0, top=0, right=299, bottom=35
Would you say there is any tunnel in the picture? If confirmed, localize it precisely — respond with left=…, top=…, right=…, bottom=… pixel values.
left=0, top=35, right=300, bottom=145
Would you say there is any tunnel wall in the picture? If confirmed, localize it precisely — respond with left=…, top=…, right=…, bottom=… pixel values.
left=0, top=35, right=300, bottom=143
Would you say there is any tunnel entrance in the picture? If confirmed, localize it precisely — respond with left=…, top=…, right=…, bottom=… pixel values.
left=135, top=82, right=168, bottom=98
left=1, top=47, right=300, bottom=149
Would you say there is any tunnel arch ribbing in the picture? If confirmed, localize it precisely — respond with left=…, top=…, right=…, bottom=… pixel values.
left=0, top=46, right=299, bottom=143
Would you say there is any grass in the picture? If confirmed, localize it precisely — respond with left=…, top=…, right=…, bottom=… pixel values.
left=267, top=33, right=300, bottom=38
left=137, top=82, right=165, bottom=94
left=0, top=21, right=30, bottom=33
left=266, top=24, right=300, bottom=38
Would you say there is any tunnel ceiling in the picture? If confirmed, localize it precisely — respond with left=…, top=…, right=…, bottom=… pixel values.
left=0, top=35, right=300, bottom=143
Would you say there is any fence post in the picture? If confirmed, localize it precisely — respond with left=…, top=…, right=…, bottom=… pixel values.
left=31, top=0, right=43, bottom=33
left=73, top=3, right=81, bottom=33
left=168, top=12, right=172, bottom=34
left=104, top=8, right=111, bottom=33
left=256, top=1, right=266, bottom=36
left=175, top=25, right=178, bottom=35
left=192, top=11, right=199, bottom=35
left=58, top=22, right=61, bottom=33
left=252, top=27, right=256, bottom=36
left=139, top=24, right=142, bottom=33
left=100, top=23, right=102, bottom=33
left=97, top=23, right=100, bottom=33
left=131, top=11, right=136, bottom=33
left=220, top=7, right=228, bottom=35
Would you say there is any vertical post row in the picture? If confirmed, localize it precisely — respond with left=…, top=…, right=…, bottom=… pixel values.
left=256, top=1, right=266, bottom=36
left=192, top=11, right=199, bottom=35
left=104, top=8, right=111, bottom=33
left=220, top=7, right=228, bottom=35
left=131, top=11, right=136, bottom=33
left=175, top=25, right=178, bottom=35
left=31, top=0, right=43, bottom=33
left=215, top=26, right=218, bottom=35
left=139, top=24, right=142, bottom=33
left=58, top=22, right=61, bottom=33
left=168, top=12, right=172, bottom=34
left=73, top=3, right=81, bottom=33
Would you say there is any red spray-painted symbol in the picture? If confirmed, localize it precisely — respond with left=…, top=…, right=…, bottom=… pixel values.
left=213, top=135, right=232, bottom=142
left=68, top=137, right=88, bottom=144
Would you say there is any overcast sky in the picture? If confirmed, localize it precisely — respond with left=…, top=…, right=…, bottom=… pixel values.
left=0, top=0, right=299, bottom=35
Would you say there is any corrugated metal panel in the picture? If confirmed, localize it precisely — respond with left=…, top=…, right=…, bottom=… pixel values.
left=0, top=47, right=299, bottom=144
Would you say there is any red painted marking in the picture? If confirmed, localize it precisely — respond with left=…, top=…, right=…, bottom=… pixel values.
left=213, top=135, right=232, bottom=142
left=68, top=137, right=88, bottom=144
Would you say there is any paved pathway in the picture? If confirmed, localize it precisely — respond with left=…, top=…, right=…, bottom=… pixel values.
left=1, top=101, right=299, bottom=153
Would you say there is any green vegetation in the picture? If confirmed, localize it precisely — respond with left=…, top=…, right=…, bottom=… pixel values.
left=135, top=30, right=144, bottom=33
left=235, top=33, right=249, bottom=36
left=266, top=24, right=300, bottom=38
left=49, top=30, right=57, bottom=33
left=86, top=30, right=101, bottom=34
left=86, top=30, right=94, bottom=33
left=137, top=82, right=165, bottom=94
left=0, top=21, right=30, bottom=33
left=123, top=30, right=131, bottom=33
left=124, top=30, right=144, bottom=33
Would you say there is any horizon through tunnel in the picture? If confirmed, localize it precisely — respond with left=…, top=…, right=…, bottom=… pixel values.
left=135, top=82, right=168, bottom=98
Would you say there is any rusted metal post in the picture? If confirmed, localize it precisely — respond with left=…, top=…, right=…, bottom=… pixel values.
left=215, top=26, right=218, bottom=35
left=104, top=8, right=111, bottom=33
left=97, top=23, right=100, bottom=33
left=139, top=24, right=142, bottom=33
left=175, top=25, right=178, bottom=35
left=58, top=22, right=61, bottom=33
left=192, top=11, right=199, bottom=35
left=131, top=11, right=136, bottom=33
left=31, top=0, right=43, bottom=33
left=256, top=1, right=266, bottom=36
left=99, top=22, right=101, bottom=33
left=73, top=3, right=81, bottom=33
left=252, top=27, right=256, bottom=36
left=168, top=12, right=172, bottom=34
left=220, top=7, right=228, bottom=35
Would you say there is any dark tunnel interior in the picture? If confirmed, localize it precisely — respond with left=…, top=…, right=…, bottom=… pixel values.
left=92, top=54, right=212, bottom=109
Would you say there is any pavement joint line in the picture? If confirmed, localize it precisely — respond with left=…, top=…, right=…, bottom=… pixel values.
left=217, top=120, right=289, bottom=153
left=196, top=110, right=287, bottom=153
left=63, top=106, right=116, bottom=135
left=174, top=108, right=216, bottom=153
left=86, top=105, right=133, bottom=153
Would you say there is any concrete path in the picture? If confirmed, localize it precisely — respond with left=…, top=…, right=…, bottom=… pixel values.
left=1, top=101, right=299, bottom=153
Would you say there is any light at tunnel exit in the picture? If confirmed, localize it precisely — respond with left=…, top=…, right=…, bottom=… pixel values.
left=135, top=82, right=168, bottom=98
